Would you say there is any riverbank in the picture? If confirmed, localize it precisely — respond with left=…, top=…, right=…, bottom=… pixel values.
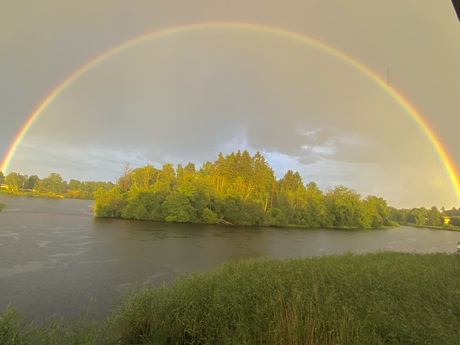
left=0, top=189, right=68, bottom=199
left=406, top=223, right=460, bottom=231
left=3, top=189, right=457, bottom=230
left=1, top=252, right=459, bottom=344
left=285, top=223, right=400, bottom=230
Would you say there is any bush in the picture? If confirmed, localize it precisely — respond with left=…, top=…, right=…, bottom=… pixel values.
left=449, top=216, right=460, bottom=227
left=200, top=207, right=219, bottom=224
left=162, top=193, right=195, bottom=223
left=94, top=187, right=127, bottom=218
left=121, top=190, right=168, bottom=221
left=260, top=207, right=287, bottom=226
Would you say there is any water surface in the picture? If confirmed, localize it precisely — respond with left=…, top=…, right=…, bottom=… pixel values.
left=0, top=194, right=458, bottom=321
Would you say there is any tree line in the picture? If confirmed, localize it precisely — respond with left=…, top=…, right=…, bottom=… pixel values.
left=390, top=205, right=460, bottom=228
left=92, top=150, right=456, bottom=228
left=2, top=151, right=458, bottom=228
left=0, top=170, right=114, bottom=199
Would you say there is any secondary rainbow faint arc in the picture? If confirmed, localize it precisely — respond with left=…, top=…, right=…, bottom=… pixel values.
left=1, top=21, right=459, bottom=203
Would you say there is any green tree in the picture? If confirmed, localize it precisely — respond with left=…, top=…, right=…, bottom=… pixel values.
left=427, top=206, right=443, bottom=226
left=162, top=193, right=195, bottom=222
left=277, top=170, right=306, bottom=224
left=212, top=196, right=263, bottom=226
left=363, top=196, right=390, bottom=228
left=275, top=192, right=295, bottom=225
left=389, top=207, right=406, bottom=223
left=176, top=163, right=197, bottom=197
left=41, top=172, right=64, bottom=194
left=131, top=164, right=157, bottom=190
left=325, top=186, right=363, bottom=228
left=418, top=207, right=429, bottom=219
left=444, top=207, right=460, bottom=217
left=79, top=181, right=114, bottom=199
left=68, top=179, right=82, bottom=190
left=211, top=152, right=226, bottom=195
left=94, top=187, right=127, bottom=218
left=261, top=207, right=287, bottom=226
left=449, top=216, right=460, bottom=227
left=222, top=150, right=256, bottom=201
left=303, top=182, right=328, bottom=227
left=252, top=152, right=277, bottom=212
left=24, top=175, right=40, bottom=190
left=200, top=207, right=219, bottom=224
left=5, top=172, right=25, bottom=191
left=189, top=189, right=210, bottom=221
left=235, top=200, right=265, bottom=226
left=153, top=163, right=176, bottom=193
left=122, top=189, right=168, bottom=221
left=0, top=171, right=4, bottom=184
left=213, top=196, right=242, bottom=225
left=407, top=209, right=425, bottom=226
left=196, top=161, right=215, bottom=199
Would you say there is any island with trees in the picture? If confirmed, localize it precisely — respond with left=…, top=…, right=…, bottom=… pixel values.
left=1, top=150, right=459, bottom=228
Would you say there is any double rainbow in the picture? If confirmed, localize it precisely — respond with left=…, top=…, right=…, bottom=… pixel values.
left=1, top=22, right=459, bottom=203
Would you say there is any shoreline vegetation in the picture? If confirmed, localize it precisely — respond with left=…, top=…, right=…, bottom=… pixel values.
left=1, top=252, right=460, bottom=344
left=1, top=151, right=459, bottom=228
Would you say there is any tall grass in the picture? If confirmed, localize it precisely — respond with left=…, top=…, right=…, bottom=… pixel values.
left=2, top=252, right=460, bottom=344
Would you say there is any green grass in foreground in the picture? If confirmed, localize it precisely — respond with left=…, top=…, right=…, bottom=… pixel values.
left=1, top=252, right=460, bottom=344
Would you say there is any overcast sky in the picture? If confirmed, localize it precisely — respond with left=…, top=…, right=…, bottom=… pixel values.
left=1, top=1, right=459, bottom=208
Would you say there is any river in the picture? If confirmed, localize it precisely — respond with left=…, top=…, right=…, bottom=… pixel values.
left=0, top=194, right=458, bottom=322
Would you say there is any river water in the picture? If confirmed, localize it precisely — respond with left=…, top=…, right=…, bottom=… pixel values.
left=0, top=194, right=458, bottom=322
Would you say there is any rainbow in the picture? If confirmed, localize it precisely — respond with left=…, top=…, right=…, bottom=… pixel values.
left=1, top=22, right=459, bottom=203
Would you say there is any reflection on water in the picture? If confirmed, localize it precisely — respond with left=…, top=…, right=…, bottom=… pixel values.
left=0, top=194, right=459, bottom=321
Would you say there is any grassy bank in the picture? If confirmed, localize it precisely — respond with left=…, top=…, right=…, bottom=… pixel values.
left=0, top=189, right=65, bottom=199
left=1, top=252, right=460, bottom=344
left=406, top=223, right=460, bottom=231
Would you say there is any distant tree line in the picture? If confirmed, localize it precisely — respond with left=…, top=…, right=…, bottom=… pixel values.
left=2, top=151, right=458, bottom=228
left=443, top=207, right=460, bottom=227
left=0, top=170, right=114, bottom=199
left=389, top=206, right=460, bottom=228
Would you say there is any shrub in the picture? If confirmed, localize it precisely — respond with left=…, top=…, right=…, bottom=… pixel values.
left=449, top=216, right=460, bottom=227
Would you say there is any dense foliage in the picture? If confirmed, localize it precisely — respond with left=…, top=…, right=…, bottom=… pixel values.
left=389, top=205, right=460, bottom=228
left=450, top=216, right=460, bottom=227
left=93, top=151, right=395, bottom=228
left=0, top=171, right=114, bottom=199
left=1, top=252, right=460, bottom=344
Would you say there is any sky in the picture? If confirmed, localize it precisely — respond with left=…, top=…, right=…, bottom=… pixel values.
left=1, top=0, right=460, bottom=209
